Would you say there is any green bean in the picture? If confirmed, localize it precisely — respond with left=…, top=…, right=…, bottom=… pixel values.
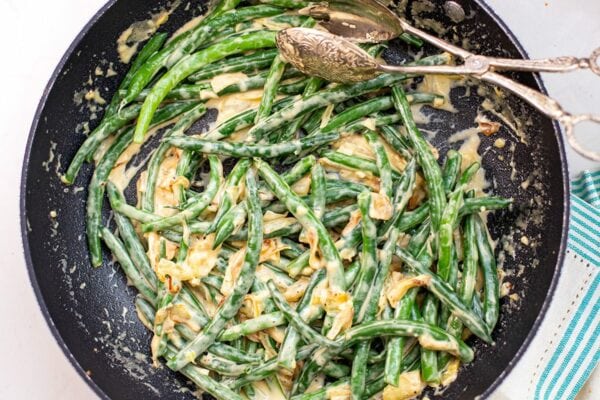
left=217, top=68, right=303, bottom=95
left=354, top=225, right=401, bottom=398
left=112, top=211, right=158, bottom=290
left=142, top=155, right=222, bottom=232
left=104, top=32, right=169, bottom=118
left=229, top=361, right=279, bottom=390
left=441, top=212, right=479, bottom=367
left=310, top=162, right=326, bottom=219
left=187, top=49, right=278, bottom=81
left=473, top=214, right=500, bottom=331
left=266, top=13, right=311, bottom=25
left=365, top=43, right=388, bottom=58
left=437, top=186, right=465, bottom=281
left=459, top=161, right=481, bottom=186
left=124, top=5, right=281, bottom=105
left=197, top=26, right=241, bottom=49
left=399, top=32, right=424, bottom=47
left=348, top=116, right=398, bottom=135
left=255, top=53, right=286, bottom=122
left=352, top=192, right=379, bottom=323
left=173, top=148, right=201, bottom=205
left=206, top=341, right=263, bottom=365
left=339, top=320, right=474, bottom=362
left=124, top=83, right=213, bottom=102
left=168, top=168, right=263, bottom=371
left=326, top=179, right=367, bottom=195
left=230, top=343, right=318, bottom=389
left=442, top=150, right=462, bottom=193
left=278, top=77, right=310, bottom=95
left=282, top=155, right=316, bottom=184
left=472, top=291, right=484, bottom=319
left=62, top=103, right=141, bottom=184
left=364, top=227, right=399, bottom=323
left=379, top=125, right=413, bottom=160
left=378, top=158, right=417, bottom=238
left=214, top=203, right=247, bottom=248
left=204, top=97, right=295, bottom=141
left=279, top=77, right=324, bottom=142
left=365, top=129, right=393, bottom=199
left=265, top=181, right=364, bottom=214
left=320, top=149, right=401, bottom=179
left=295, top=92, right=440, bottom=162
left=165, top=131, right=338, bottom=158
left=100, top=227, right=156, bottom=305
left=350, top=340, right=370, bottom=400
left=209, top=158, right=252, bottom=232
left=202, top=274, right=224, bottom=290
left=258, top=0, right=309, bottom=8
left=256, top=159, right=347, bottom=292
left=392, top=85, right=446, bottom=229
left=285, top=251, right=310, bottom=278
left=396, top=202, right=430, bottom=233
left=166, top=347, right=245, bottom=400
left=198, top=353, right=254, bottom=376
left=385, top=289, right=418, bottom=386
left=462, top=196, right=512, bottom=215
left=394, top=247, right=492, bottom=343
left=209, top=0, right=243, bottom=18
left=379, top=196, right=511, bottom=228
left=280, top=238, right=306, bottom=259
left=267, top=280, right=341, bottom=350
left=301, top=107, right=327, bottom=134
left=153, top=282, right=179, bottom=358
left=134, top=30, right=277, bottom=143
left=407, top=219, right=432, bottom=256
left=318, top=96, right=395, bottom=135
left=219, top=312, right=285, bottom=341
left=420, top=294, right=441, bottom=383
left=142, top=103, right=207, bottom=212
left=461, top=218, right=479, bottom=313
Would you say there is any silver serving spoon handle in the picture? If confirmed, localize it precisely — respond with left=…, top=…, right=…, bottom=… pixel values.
left=277, top=28, right=600, bottom=161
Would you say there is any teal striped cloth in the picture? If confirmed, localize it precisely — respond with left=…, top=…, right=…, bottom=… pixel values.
left=496, top=170, right=600, bottom=400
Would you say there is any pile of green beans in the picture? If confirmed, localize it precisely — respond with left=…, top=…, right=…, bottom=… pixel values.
left=62, top=1, right=512, bottom=398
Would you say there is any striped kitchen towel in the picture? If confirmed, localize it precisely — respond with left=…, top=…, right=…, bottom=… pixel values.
left=495, top=170, right=600, bottom=400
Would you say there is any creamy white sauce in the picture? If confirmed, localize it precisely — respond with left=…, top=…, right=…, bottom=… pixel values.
left=448, top=127, right=489, bottom=196
left=116, top=6, right=175, bottom=63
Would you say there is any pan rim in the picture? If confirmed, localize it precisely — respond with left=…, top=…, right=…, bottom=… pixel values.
left=472, top=1, right=570, bottom=397
left=19, top=1, right=117, bottom=399
left=18, top=1, right=570, bottom=399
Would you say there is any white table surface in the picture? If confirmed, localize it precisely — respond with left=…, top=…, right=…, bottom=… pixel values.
left=0, top=0, right=598, bottom=399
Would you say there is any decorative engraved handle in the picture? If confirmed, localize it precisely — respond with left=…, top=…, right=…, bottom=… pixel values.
left=485, top=47, right=600, bottom=75
left=482, top=72, right=600, bottom=161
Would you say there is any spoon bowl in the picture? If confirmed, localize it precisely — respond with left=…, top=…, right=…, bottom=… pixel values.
left=276, top=28, right=380, bottom=83
left=304, top=0, right=402, bottom=43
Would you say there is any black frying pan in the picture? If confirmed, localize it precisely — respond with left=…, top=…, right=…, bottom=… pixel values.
left=20, top=0, right=569, bottom=398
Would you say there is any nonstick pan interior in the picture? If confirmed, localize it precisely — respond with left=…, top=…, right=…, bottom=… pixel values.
left=21, top=0, right=568, bottom=398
